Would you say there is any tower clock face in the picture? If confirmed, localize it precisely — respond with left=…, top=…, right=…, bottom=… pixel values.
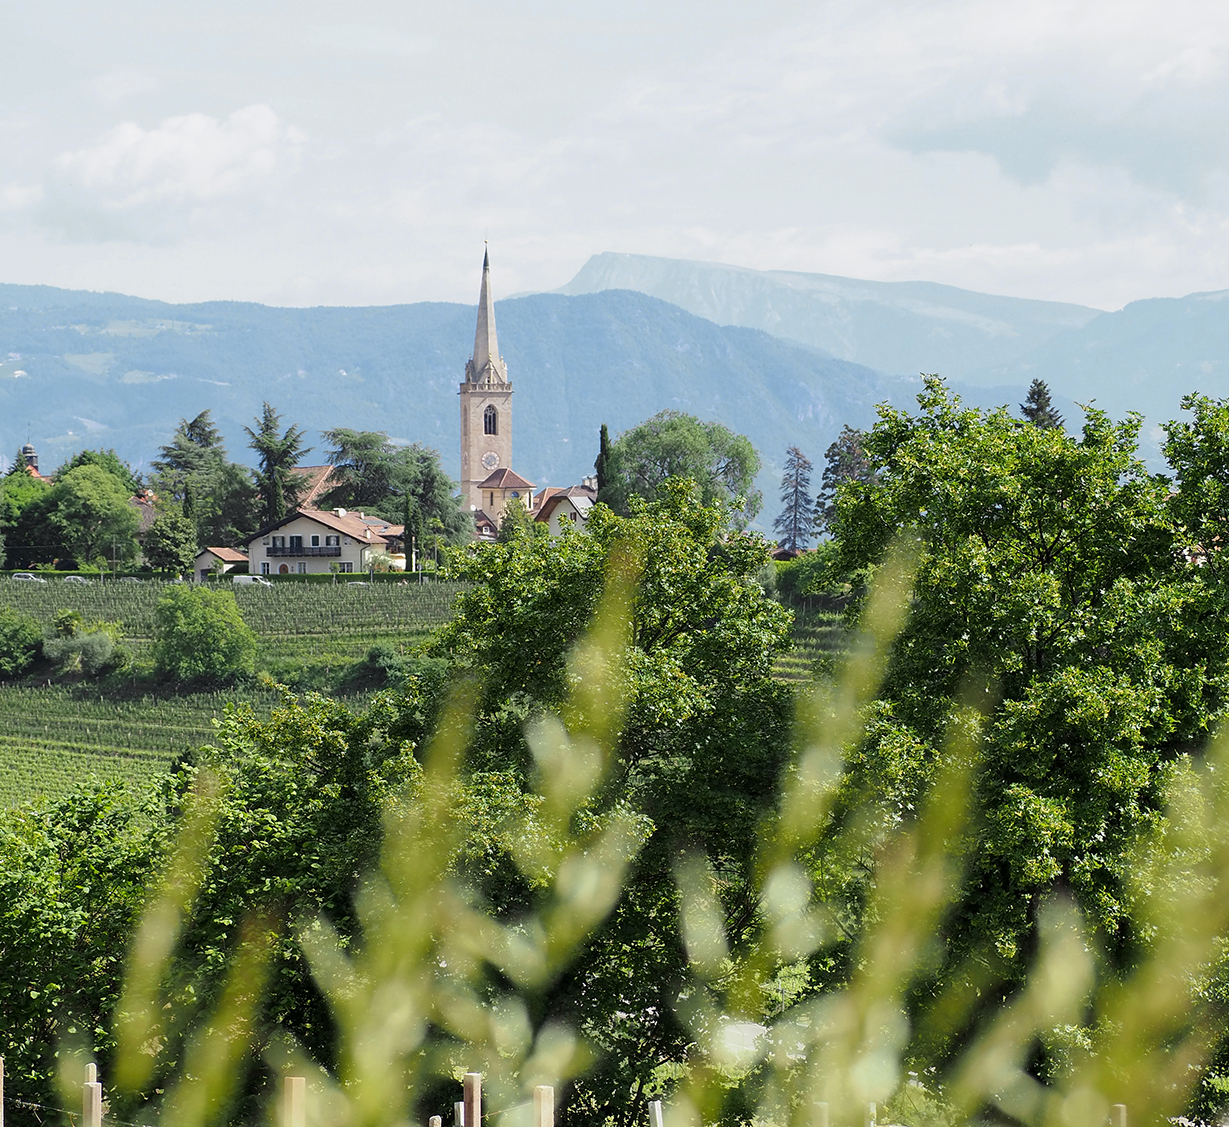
left=481, top=451, right=500, bottom=470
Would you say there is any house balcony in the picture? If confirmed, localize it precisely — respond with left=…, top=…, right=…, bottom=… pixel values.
left=266, top=545, right=342, bottom=557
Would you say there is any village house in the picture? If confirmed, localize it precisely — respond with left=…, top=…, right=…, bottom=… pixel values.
left=243, top=508, right=404, bottom=576
left=533, top=485, right=598, bottom=534
left=194, top=546, right=248, bottom=582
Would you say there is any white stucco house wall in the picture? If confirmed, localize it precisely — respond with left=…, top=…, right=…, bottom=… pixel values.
left=243, top=508, right=405, bottom=576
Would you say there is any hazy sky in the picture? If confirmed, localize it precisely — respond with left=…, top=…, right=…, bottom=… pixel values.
left=2, top=0, right=1227, bottom=310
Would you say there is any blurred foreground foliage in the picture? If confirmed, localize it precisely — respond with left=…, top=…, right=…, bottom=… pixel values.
left=9, top=394, right=1229, bottom=1127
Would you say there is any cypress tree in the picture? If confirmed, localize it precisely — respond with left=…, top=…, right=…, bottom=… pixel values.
left=595, top=423, right=611, bottom=493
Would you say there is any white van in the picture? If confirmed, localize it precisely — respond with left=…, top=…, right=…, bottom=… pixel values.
left=233, top=575, right=274, bottom=587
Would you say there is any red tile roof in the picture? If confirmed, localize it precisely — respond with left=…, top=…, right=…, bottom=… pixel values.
left=291, top=465, right=338, bottom=507
left=201, top=546, right=249, bottom=563
left=478, top=467, right=535, bottom=490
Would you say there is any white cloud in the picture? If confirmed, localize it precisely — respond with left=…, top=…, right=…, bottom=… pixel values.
left=52, top=105, right=306, bottom=208
left=26, top=105, right=309, bottom=244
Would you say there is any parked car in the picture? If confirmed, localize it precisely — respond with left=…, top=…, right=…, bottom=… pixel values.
left=233, top=575, right=274, bottom=587
left=12, top=572, right=46, bottom=583
left=345, top=581, right=372, bottom=587
left=120, top=576, right=144, bottom=583
left=63, top=575, right=92, bottom=585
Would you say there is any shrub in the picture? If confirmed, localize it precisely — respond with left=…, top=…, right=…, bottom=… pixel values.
left=0, top=606, right=42, bottom=677
left=152, top=585, right=257, bottom=684
left=43, top=630, right=117, bottom=675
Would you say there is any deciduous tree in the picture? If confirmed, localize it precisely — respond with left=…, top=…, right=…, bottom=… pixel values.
left=152, top=586, right=256, bottom=684
left=47, top=463, right=141, bottom=565
left=815, top=424, right=874, bottom=534
left=832, top=377, right=1202, bottom=977
left=597, top=410, right=762, bottom=527
left=144, top=511, right=199, bottom=576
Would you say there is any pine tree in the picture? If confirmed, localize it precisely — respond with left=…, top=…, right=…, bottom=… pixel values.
left=1020, top=378, right=1064, bottom=429
left=816, top=426, right=875, bottom=535
left=773, top=446, right=818, bottom=552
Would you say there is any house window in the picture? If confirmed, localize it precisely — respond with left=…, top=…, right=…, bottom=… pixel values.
left=489, top=492, right=495, bottom=509
left=325, top=535, right=339, bottom=546
left=289, top=535, right=303, bottom=552
left=260, top=562, right=270, bottom=575
left=297, top=562, right=307, bottom=574
left=484, top=405, right=497, bottom=435
left=272, top=535, right=285, bottom=548
left=340, top=562, right=353, bottom=573
left=310, top=535, right=320, bottom=547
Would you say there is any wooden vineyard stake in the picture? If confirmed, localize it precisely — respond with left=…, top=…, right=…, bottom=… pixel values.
left=814, top=1102, right=829, bottom=1127
left=431, top=1117, right=443, bottom=1127
left=534, top=1085, right=554, bottom=1127
left=283, top=1076, right=306, bottom=1127
left=1112, top=1107, right=1128, bottom=1127
left=84, top=1063, right=102, bottom=1127
left=456, top=1101, right=466, bottom=1127
left=464, top=1072, right=482, bottom=1127
left=649, top=1100, right=664, bottom=1127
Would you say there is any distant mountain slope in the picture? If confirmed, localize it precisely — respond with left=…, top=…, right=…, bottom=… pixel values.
left=972, top=289, right=1229, bottom=435
left=556, top=252, right=1102, bottom=380
left=0, top=283, right=938, bottom=522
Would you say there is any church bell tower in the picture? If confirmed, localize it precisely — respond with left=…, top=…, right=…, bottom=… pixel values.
left=459, top=248, right=513, bottom=513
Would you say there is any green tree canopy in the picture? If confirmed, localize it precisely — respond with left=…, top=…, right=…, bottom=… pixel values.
left=832, top=377, right=1207, bottom=975
left=0, top=605, right=42, bottom=677
left=322, top=429, right=469, bottom=543
left=0, top=464, right=54, bottom=566
left=245, top=402, right=311, bottom=526
left=56, top=448, right=143, bottom=494
left=152, top=585, right=256, bottom=684
left=47, top=463, right=141, bottom=565
left=431, top=480, right=793, bottom=1119
left=144, top=511, right=199, bottom=576
left=815, top=424, right=874, bottom=534
left=597, top=410, right=762, bottom=527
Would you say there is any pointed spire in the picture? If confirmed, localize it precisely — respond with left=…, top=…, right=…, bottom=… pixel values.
left=468, top=245, right=507, bottom=384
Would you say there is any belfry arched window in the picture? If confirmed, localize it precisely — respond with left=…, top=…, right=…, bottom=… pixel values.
left=484, top=405, right=498, bottom=435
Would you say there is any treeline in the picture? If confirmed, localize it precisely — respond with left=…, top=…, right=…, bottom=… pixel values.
left=0, top=405, right=471, bottom=572
left=11, top=381, right=1229, bottom=1125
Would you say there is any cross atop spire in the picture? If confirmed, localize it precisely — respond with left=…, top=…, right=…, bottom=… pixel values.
left=467, top=247, right=508, bottom=385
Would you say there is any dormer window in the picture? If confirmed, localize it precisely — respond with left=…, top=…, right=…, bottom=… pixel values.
left=484, top=405, right=498, bottom=435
